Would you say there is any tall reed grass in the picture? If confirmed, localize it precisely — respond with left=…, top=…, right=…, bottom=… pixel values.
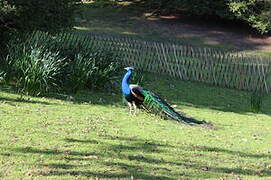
left=5, top=45, right=66, bottom=95
left=2, top=31, right=121, bottom=96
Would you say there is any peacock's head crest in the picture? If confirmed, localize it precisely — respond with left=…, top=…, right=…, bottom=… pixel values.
left=124, top=67, right=134, bottom=71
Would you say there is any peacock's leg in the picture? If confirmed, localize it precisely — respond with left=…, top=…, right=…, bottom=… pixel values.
left=132, top=101, right=137, bottom=115
left=127, top=102, right=133, bottom=115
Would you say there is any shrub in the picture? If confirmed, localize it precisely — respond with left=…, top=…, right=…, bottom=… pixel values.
left=228, top=0, right=271, bottom=34
left=67, top=50, right=120, bottom=92
left=66, top=53, right=95, bottom=92
left=25, top=32, right=121, bottom=92
left=6, top=45, right=66, bottom=96
left=85, top=50, right=120, bottom=90
left=3, top=31, right=121, bottom=95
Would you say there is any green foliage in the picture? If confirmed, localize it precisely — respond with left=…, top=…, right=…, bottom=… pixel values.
left=2, top=31, right=121, bottom=95
left=6, top=45, right=66, bottom=96
left=84, top=50, right=120, bottom=90
left=28, top=31, right=121, bottom=92
left=228, top=0, right=271, bottom=34
left=67, top=51, right=120, bottom=92
left=66, top=54, right=96, bottom=92
left=0, top=0, right=78, bottom=32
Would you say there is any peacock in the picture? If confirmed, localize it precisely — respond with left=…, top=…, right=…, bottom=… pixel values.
left=121, top=67, right=204, bottom=125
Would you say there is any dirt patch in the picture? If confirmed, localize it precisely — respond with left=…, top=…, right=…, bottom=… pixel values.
left=146, top=15, right=271, bottom=51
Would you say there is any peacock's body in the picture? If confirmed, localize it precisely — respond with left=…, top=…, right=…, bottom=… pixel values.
left=121, top=67, right=204, bottom=125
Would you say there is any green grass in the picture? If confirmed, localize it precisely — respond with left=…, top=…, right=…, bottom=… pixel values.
left=0, top=74, right=271, bottom=179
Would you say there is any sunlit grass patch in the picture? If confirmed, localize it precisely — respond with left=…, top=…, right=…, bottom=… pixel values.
left=0, top=75, right=270, bottom=179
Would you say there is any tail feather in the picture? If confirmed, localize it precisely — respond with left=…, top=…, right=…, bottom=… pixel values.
left=141, top=89, right=204, bottom=125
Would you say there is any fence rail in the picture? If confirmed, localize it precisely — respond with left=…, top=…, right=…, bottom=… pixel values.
left=29, top=31, right=271, bottom=93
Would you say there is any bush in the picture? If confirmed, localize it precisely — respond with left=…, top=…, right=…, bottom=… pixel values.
left=6, top=45, right=66, bottom=96
left=84, top=50, right=120, bottom=90
left=24, top=32, right=121, bottom=92
left=3, top=31, right=121, bottom=95
left=66, top=51, right=120, bottom=93
left=66, top=54, right=95, bottom=92
left=228, top=0, right=271, bottom=34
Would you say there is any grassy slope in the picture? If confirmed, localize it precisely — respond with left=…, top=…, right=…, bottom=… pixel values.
left=0, top=74, right=271, bottom=179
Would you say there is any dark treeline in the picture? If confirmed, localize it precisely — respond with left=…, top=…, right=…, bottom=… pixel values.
left=0, top=0, right=78, bottom=55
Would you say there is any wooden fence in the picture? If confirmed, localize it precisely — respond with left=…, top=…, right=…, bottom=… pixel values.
left=29, top=31, right=271, bottom=93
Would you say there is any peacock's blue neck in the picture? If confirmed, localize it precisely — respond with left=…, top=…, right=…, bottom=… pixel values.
left=122, top=70, right=132, bottom=96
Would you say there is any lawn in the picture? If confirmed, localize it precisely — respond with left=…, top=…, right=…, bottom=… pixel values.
left=0, top=74, right=271, bottom=179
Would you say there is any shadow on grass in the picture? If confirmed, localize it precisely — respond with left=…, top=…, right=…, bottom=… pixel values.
left=0, top=96, right=53, bottom=105
left=0, top=85, right=55, bottom=105
left=44, top=90, right=122, bottom=106
left=0, top=153, right=12, bottom=157
left=0, top=84, right=121, bottom=106
left=6, top=135, right=270, bottom=179
left=47, top=170, right=175, bottom=180
left=65, top=138, right=100, bottom=144
left=184, top=144, right=271, bottom=159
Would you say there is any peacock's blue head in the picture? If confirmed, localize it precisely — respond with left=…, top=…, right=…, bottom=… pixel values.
left=122, top=67, right=134, bottom=95
left=124, top=67, right=134, bottom=71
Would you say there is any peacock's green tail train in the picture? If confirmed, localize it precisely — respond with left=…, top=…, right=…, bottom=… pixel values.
left=141, top=89, right=204, bottom=125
